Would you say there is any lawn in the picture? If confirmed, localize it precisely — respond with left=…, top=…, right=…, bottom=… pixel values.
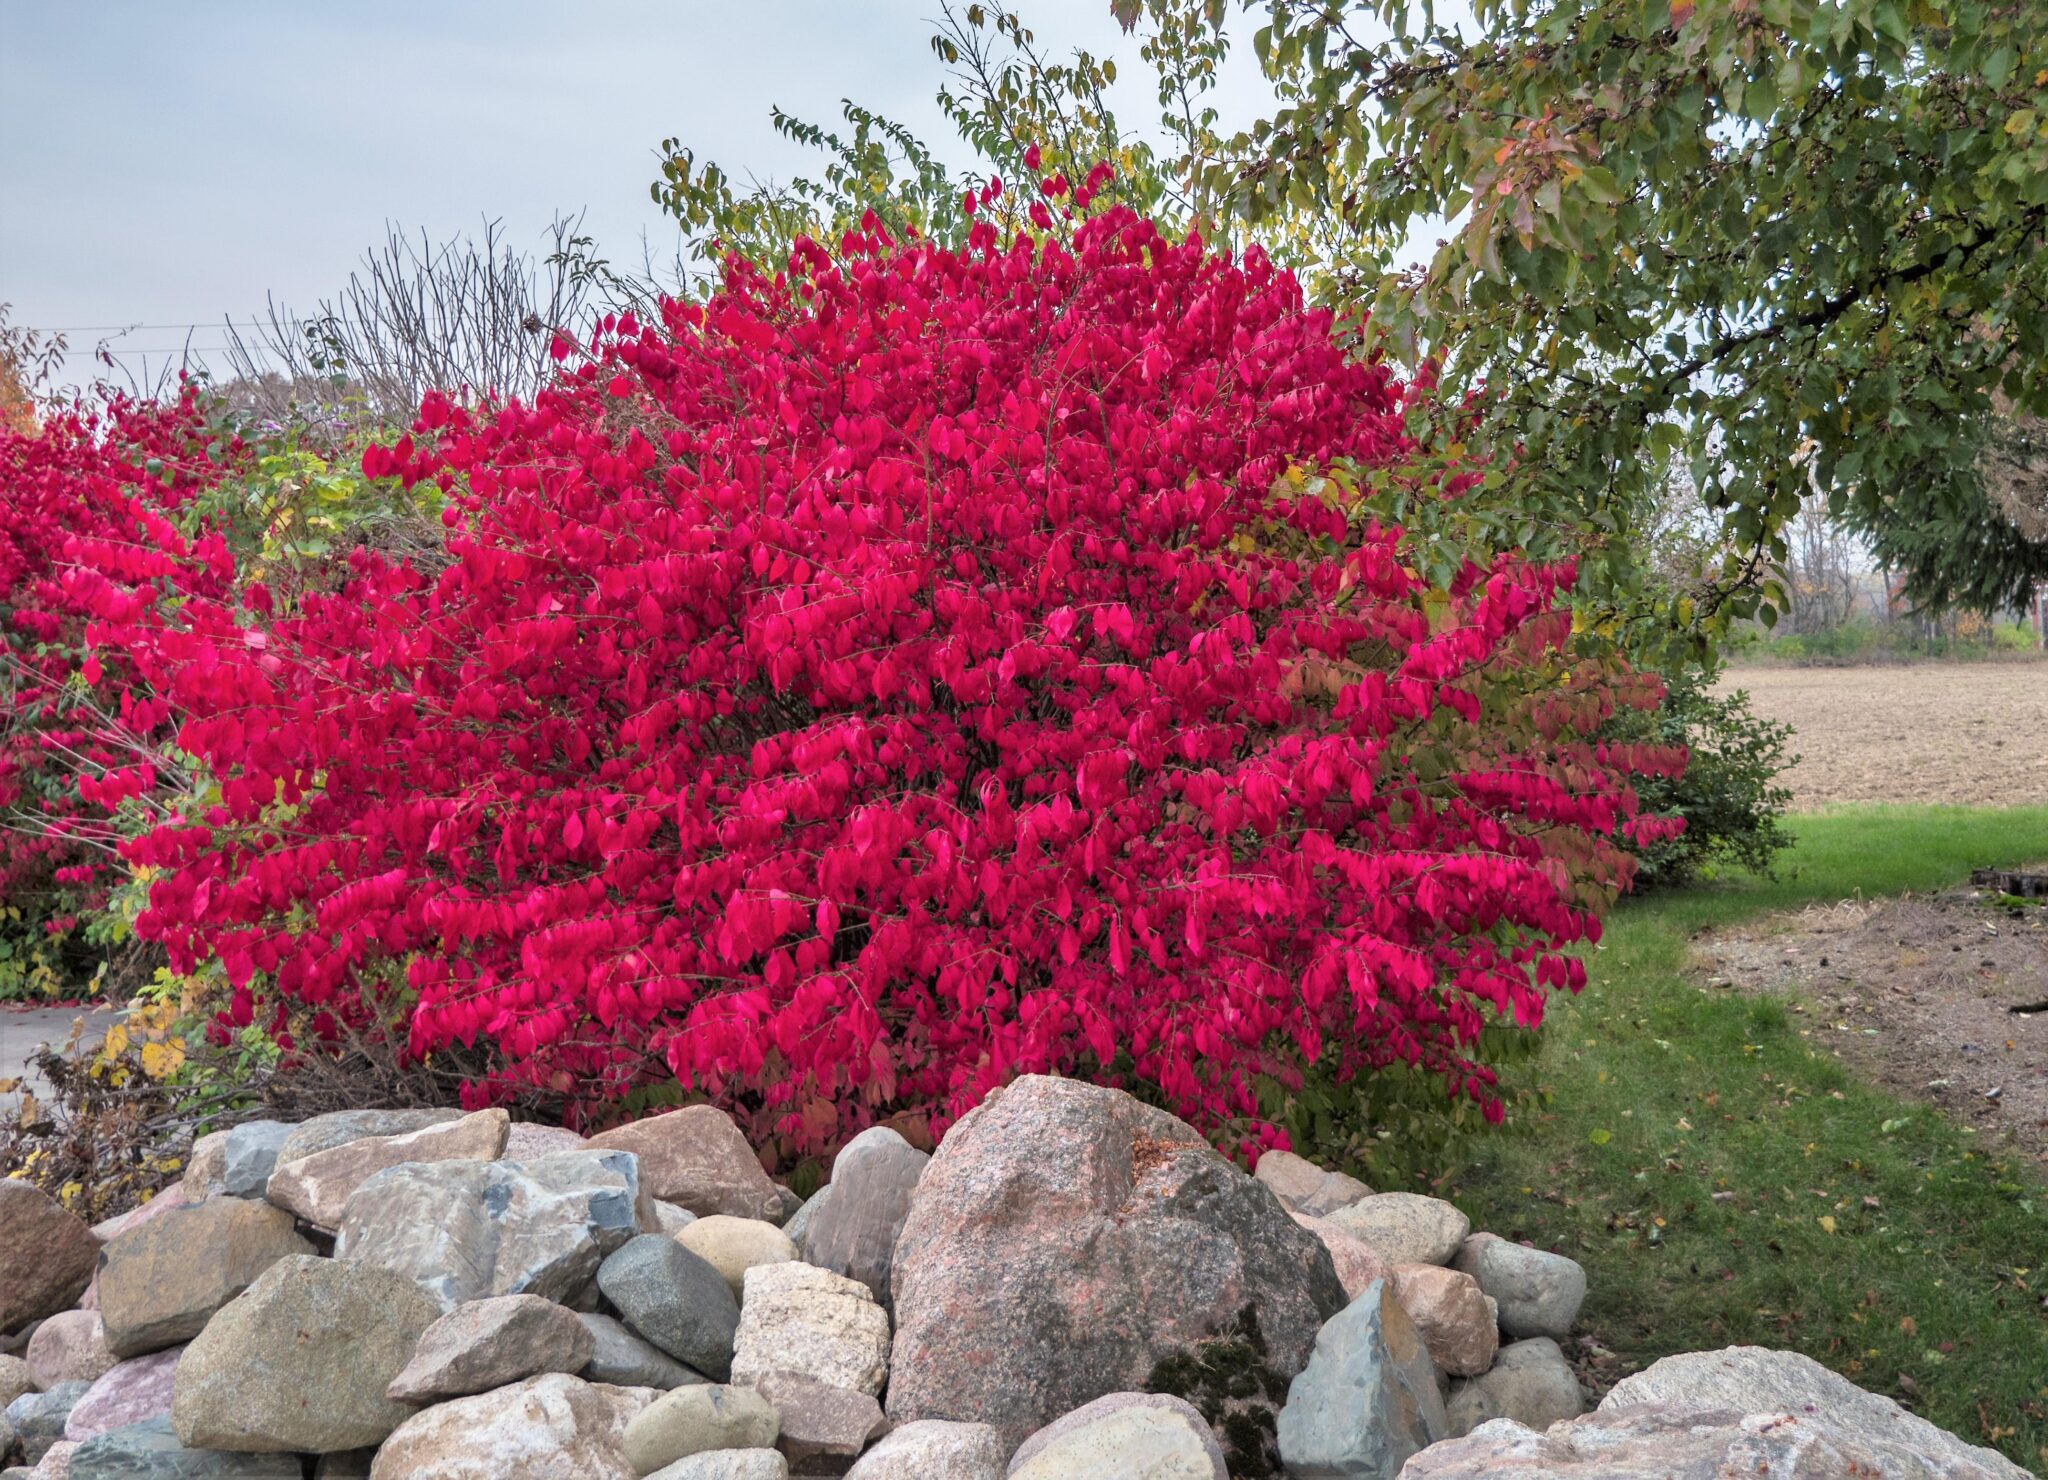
left=1442, top=806, right=2048, bottom=1469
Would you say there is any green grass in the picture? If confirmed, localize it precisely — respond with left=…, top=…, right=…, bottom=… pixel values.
left=1441, top=806, right=2048, bottom=1469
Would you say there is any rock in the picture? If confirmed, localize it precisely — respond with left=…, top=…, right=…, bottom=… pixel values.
left=751, top=1371, right=885, bottom=1475
left=781, top=1188, right=831, bottom=1257
left=387, top=1294, right=596, bottom=1402
left=504, top=1124, right=589, bottom=1160
left=1400, top=1404, right=2018, bottom=1480
left=647, top=1453, right=790, bottom=1480
left=597, top=1235, right=740, bottom=1380
left=273, top=1108, right=463, bottom=1166
left=61, top=1350, right=181, bottom=1443
left=266, top=1108, right=510, bottom=1232
left=1444, top=1338, right=1583, bottom=1438
left=368, top=1372, right=637, bottom=1480
left=87, top=1188, right=190, bottom=1247
left=177, top=1135, right=227, bottom=1200
left=843, top=1420, right=1005, bottom=1480
left=887, top=1076, right=1344, bottom=1447
left=0, top=1354, right=35, bottom=1411
left=802, top=1129, right=927, bottom=1311
left=653, top=1202, right=700, bottom=1236
left=1600, top=1346, right=2031, bottom=1480
left=587, top=1107, right=783, bottom=1222
left=1007, top=1392, right=1227, bottom=1480
left=678, top=1218, right=798, bottom=1301
left=772, top=1186, right=805, bottom=1226
left=96, top=1198, right=314, bottom=1359
left=623, top=1384, right=780, bottom=1475
left=1255, top=1151, right=1372, bottom=1218
left=6, top=1384, right=90, bottom=1465
left=1324, top=1194, right=1470, bottom=1268
left=1291, top=1213, right=1394, bottom=1302
left=64, top=1416, right=301, bottom=1478
left=334, top=1150, right=651, bottom=1310
left=1451, top=1234, right=1585, bottom=1341
left=578, top=1314, right=708, bottom=1390
left=313, top=1453, right=376, bottom=1480
left=25, top=1317, right=113, bottom=1392
left=170, top=1254, right=437, bottom=1453
left=732, top=1263, right=890, bottom=1397
left=25, top=1439, right=76, bottom=1478
left=1387, top=1266, right=1497, bottom=1378
left=218, top=1122, right=291, bottom=1200
left=1275, top=1279, right=1446, bottom=1480
left=0, top=1184, right=99, bottom=1334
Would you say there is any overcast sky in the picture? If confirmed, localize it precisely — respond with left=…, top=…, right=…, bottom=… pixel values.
left=0, top=1, right=1282, bottom=389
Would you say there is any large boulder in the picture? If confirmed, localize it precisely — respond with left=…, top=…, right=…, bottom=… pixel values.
left=1444, top=1338, right=1583, bottom=1438
left=1399, top=1404, right=2016, bottom=1480
left=272, top=1108, right=462, bottom=1166
left=622, top=1383, right=780, bottom=1476
left=586, top=1107, right=782, bottom=1221
left=368, top=1372, right=637, bottom=1480
left=1255, top=1151, right=1371, bottom=1218
left=333, top=1150, right=651, bottom=1310
left=1007, top=1392, right=1228, bottom=1480
left=886, top=1076, right=1345, bottom=1447
left=1324, top=1195, right=1470, bottom=1268
left=64, top=1416, right=301, bottom=1478
left=218, top=1122, right=292, bottom=1200
left=842, top=1420, right=1005, bottom=1480
left=386, top=1295, right=596, bottom=1402
left=0, top=1184, right=99, bottom=1333
left=802, top=1128, right=928, bottom=1312
left=731, top=1263, right=891, bottom=1397
left=170, top=1254, right=438, bottom=1453
left=577, top=1314, right=707, bottom=1390
left=96, top=1199, right=313, bottom=1358
left=266, top=1108, right=509, bottom=1232
left=1275, top=1280, right=1446, bottom=1480
left=62, top=1349, right=182, bottom=1443
left=1451, top=1235, right=1585, bottom=1341
left=596, top=1236, right=740, bottom=1381
left=25, top=1315, right=114, bottom=1391
left=676, top=1218, right=797, bottom=1301
left=1600, top=1347, right=2031, bottom=1480
left=1386, top=1266, right=1497, bottom=1378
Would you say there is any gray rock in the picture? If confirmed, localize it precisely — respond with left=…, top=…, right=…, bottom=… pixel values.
left=751, top=1371, right=885, bottom=1474
left=1276, top=1279, right=1446, bottom=1480
left=0, top=1184, right=99, bottom=1334
left=653, top=1202, right=700, bottom=1236
left=368, top=1372, right=637, bottom=1480
left=96, top=1197, right=314, bottom=1359
left=6, top=1384, right=89, bottom=1465
left=387, top=1294, right=596, bottom=1402
left=273, top=1108, right=462, bottom=1167
left=25, top=1314, right=113, bottom=1391
left=578, top=1314, right=708, bottom=1390
left=803, top=1129, right=928, bottom=1312
left=266, top=1109, right=510, bottom=1233
left=170, top=1254, right=438, bottom=1453
left=177, top=1134, right=228, bottom=1201
left=781, top=1188, right=832, bottom=1258
left=1255, top=1150, right=1372, bottom=1218
left=732, top=1263, right=890, bottom=1397
left=623, top=1384, right=780, bottom=1475
left=1399, top=1404, right=2014, bottom=1480
left=648, top=1453, right=789, bottom=1480
left=65, top=1416, right=301, bottom=1478
left=334, top=1150, right=651, bottom=1311
left=1445, top=1338, right=1584, bottom=1438
left=1008, top=1392, right=1227, bottom=1480
left=1600, top=1347, right=2031, bottom=1480
left=218, top=1122, right=292, bottom=1200
left=313, top=1453, right=376, bottom=1479
left=887, top=1075, right=1344, bottom=1448
left=772, top=1185, right=805, bottom=1226
left=597, top=1236, right=740, bottom=1380
left=1451, top=1235, right=1585, bottom=1341
left=1324, top=1194, right=1470, bottom=1268
left=844, top=1420, right=1006, bottom=1480
left=62, top=1349, right=182, bottom=1442
left=586, top=1107, right=783, bottom=1221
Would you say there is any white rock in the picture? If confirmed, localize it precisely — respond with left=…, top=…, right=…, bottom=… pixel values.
left=730, top=1263, right=890, bottom=1396
left=845, top=1419, right=1007, bottom=1480
left=1324, top=1193, right=1470, bottom=1267
left=1007, top=1392, right=1226, bottom=1479
left=368, top=1372, right=636, bottom=1479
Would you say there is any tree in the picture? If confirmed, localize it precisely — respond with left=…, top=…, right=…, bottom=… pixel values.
left=1116, top=0, right=2048, bottom=627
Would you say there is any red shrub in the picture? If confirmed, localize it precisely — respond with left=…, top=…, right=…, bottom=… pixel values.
left=84, top=208, right=1679, bottom=1153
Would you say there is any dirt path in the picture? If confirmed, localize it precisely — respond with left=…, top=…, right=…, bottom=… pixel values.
left=1721, top=663, right=2048, bottom=810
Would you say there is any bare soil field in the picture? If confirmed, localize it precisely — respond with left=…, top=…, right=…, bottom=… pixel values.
left=1721, top=662, right=2048, bottom=809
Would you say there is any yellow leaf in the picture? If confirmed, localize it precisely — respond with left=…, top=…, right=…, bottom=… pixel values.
left=139, top=1040, right=187, bottom=1081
